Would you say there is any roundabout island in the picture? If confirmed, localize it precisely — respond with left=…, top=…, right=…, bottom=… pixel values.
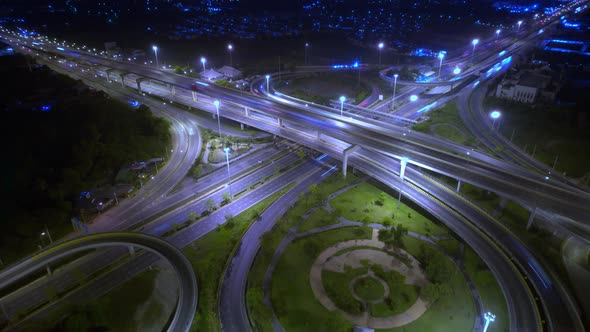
left=247, top=175, right=509, bottom=332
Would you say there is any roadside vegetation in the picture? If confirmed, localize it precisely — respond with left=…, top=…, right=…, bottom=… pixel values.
left=0, top=54, right=171, bottom=267
left=412, top=102, right=478, bottom=146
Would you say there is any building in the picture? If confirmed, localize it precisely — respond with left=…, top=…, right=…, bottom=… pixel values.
left=200, top=68, right=225, bottom=81
left=217, top=66, right=242, bottom=80
left=495, top=69, right=559, bottom=104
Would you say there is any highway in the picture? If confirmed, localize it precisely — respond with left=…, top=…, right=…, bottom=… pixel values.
left=0, top=232, right=197, bottom=332
left=0, top=4, right=587, bottom=330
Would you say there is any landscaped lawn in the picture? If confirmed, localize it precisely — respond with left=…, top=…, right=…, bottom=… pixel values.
left=412, top=102, right=478, bottom=147
left=271, top=227, right=372, bottom=332
left=379, top=237, right=476, bottom=332
left=330, top=182, right=448, bottom=236
left=463, top=248, right=509, bottom=332
left=459, top=182, right=500, bottom=213
left=354, top=276, right=385, bottom=301
left=247, top=173, right=361, bottom=331
left=298, top=208, right=339, bottom=233
left=183, top=183, right=294, bottom=332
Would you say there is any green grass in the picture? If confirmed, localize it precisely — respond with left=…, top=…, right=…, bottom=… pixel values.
left=437, top=238, right=459, bottom=257
left=247, top=173, right=360, bottom=331
left=276, top=72, right=371, bottom=105
left=354, top=276, right=385, bottom=302
left=183, top=182, right=295, bottom=332
left=370, top=284, right=419, bottom=317
left=411, top=102, right=478, bottom=147
left=432, top=124, right=469, bottom=144
left=271, top=227, right=372, bottom=332
left=298, top=208, right=339, bottom=233
left=330, top=182, right=448, bottom=236
left=207, top=144, right=252, bottom=164
left=30, top=269, right=163, bottom=332
left=484, top=97, right=590, bottom=178
left=463, top=248, right=509, bottom=332
left=323, top=268, right=366, bottom=314
left=459, top=183, right=500, bottom=213
left=379, top=237, right=476, bottom=332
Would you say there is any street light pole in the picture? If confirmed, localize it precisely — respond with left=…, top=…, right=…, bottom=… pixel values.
left=490, top=110, right=501, bottom=130
left=438, top=52, right=445, bottom=79
left=214, top=100, right=221, bottom=140
left=496, top=29, right=501, bottom=40
left=304, top=43, right=309, bottom=65
left=152, top=45, right=158, bottom=68
left=227, top=44, right=233, bottom=67
left=397, top=157, right=408, bottom=209
left=378, top=42, right=384, bottom=67
left=483, top=312, right=496, bottom=332
left=472, top=39, right=479, bottom=64
left=517, top=20, right=523, bottom=30
left=224, top=147, right=233, bottom=199
left=41, top=225, right=53, bottom=245
left=339, top=96, right=346, bottom=118
left=265, top=75, right=270, bottom=93
left=200, top=57, right=206, bottom=73
left=391, top=74, right=398, bottom=109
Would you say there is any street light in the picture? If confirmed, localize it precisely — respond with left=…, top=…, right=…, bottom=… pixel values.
left=517, top=20, right=523, bottom=30
left=496, top=29, right=501, bottom=40
left=398, top=157, right=408, bottom=209
left=339, top=96, right=346, bottom=118
left=378, top=42, right=384, bottom=67
left=483, top=312, right=496, bottom=332
left=152, top=45, right=158, bottom=68
left=438, top=51, right=445, bottom=79
left=227, top=43, right=233, bottom=67
left=409, top=94, right=418, bottom=102
left=453, top=66, right=461, bottom=75
left=304, top=42, right=309, bottom=65
left=200, top=57, right=206, bottom=73
left=391, top=73, right=398, bottom=109
left=223, top=147, right=233, bottom=199
left=214, top=100, right=221, bottom=140
left=490, top=110, right=501, bottom=130
left=265, top=74, right=270, bottom=92
left=471, top=38, right=479, bottom=63
left=40, top=225, right=53, bottom=245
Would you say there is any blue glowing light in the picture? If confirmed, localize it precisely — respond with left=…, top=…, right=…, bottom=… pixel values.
left=41, top=105, right=51, bottom=111
left=453, top=67, right=461, bottom=75
left=490, top=111, right=501, bottom=119
left=473, top=81, right=480, bottom=88
left=195, top=81, right=209, bottom=86
left=498, top=50, right=506, bottom=57
left=56, top=47, right=64, bottom=51
left=409, top=95, right=418, bottom=102
left=128, top=100, right=140, bottom=108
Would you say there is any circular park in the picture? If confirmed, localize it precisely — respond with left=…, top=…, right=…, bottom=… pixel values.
left=246, top=175, right=509, bottom=332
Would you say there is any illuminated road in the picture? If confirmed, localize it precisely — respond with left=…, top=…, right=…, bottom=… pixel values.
left=0, top=233, right=197, bottom=332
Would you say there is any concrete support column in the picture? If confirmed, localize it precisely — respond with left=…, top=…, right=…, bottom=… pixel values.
left=119, top=73, right=126, bottom=88
left=244, top=107, right=249, bottom=116
left=526, top=207, right=538, bottom=230
left=342, top=145, right=360, bottom=177
left=128, top=245, right=136, bottom=256
left=171, top=85, right=175, bottom=95
left=240, top=123, right=244, bottom=130
left=105, top=69, right=115, bottom=82
left=317, top=130, right=321, bottom=140
left=456, top=180, right=462, bottom=193
left=192, top=91, right=197, bottom=102
left=46, top=265, right=52, bottom=277
left=136, top=78, right=145, bottom=93
left=277, top=118, right=283, bottom=127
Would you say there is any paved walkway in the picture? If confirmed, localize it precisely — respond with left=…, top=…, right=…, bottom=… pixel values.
left=309, top=239, right=429, bottom=329
left=261, top=179, right=484, bottom=331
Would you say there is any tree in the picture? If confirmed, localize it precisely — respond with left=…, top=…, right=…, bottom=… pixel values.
left=189, top=211, right=197, bottom=221
left=422, top=283, right=451, bottom=302
left=296, top=149, right=307, bottom=159
left=206, top=199, right=215, bottom=211
left=425, top=255, right=453, bottom=283
left=252, top=209, right=262, bottom=221
left=222, top=192, right=231, bottom=203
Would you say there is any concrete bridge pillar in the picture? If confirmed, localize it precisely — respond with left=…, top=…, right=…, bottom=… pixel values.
left=136, top=77, right=146, bottom=93
left=277, top=118, right=283, bottom=127
left=456, top=180, right=462, bottom=193
left=192, top=91, right=197, bottom=102
left=240, top=123, right=244, bottom=130
left=342, top=145, right=360, bottom=177
left=171, top=85, right=175, bottom=95
left=128, top=245, right=136, bottom=256
left=526, top=207, right=538, bottom=230
left=244, top=107, right=249, bottom=117
left=105, top=68, right=115, bottom=82
left=118, top=73, right=126, bottom=88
